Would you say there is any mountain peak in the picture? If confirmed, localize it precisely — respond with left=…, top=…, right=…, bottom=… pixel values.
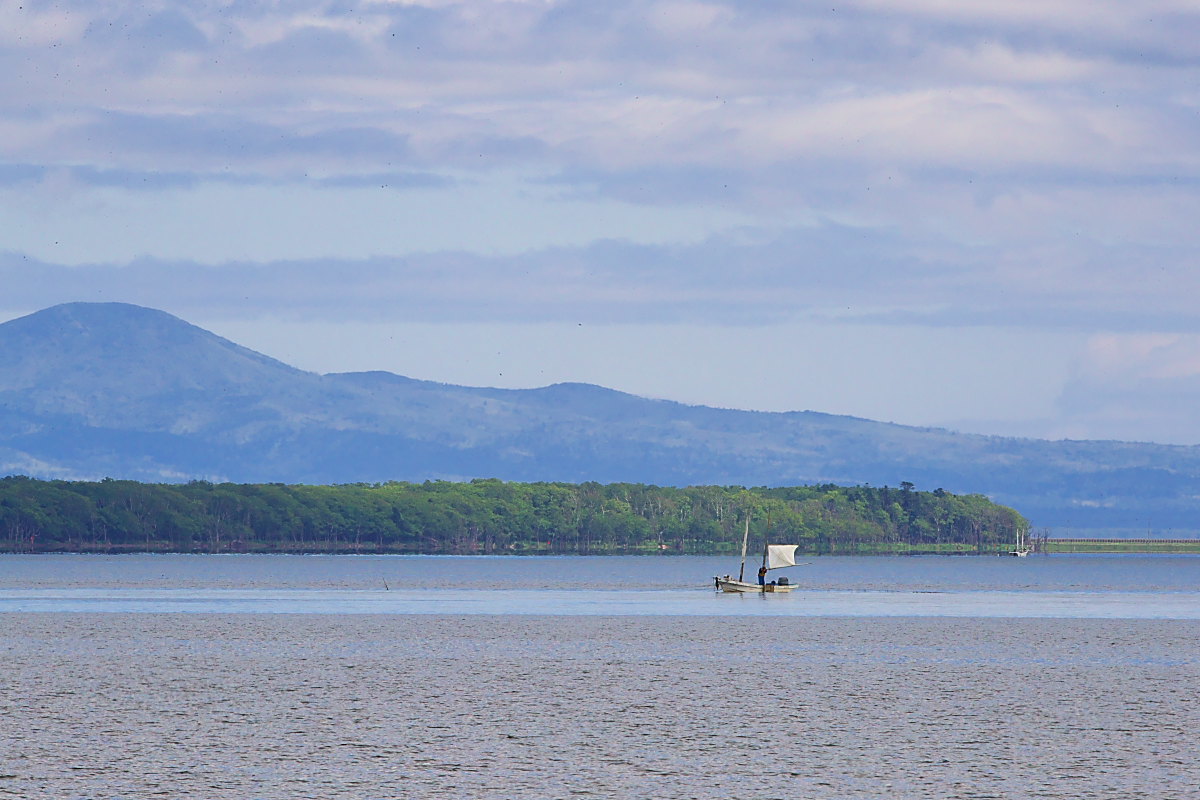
left=2, top=302, right=297, bottom=367
left=0, top=302, right=309, bottom=424
left=26, top=301, right=186, bottom=324
left=5, top=302, right=253, bottom=354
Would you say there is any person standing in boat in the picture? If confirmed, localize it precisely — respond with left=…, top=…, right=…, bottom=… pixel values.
left=757, top=565, right=768, bottom=586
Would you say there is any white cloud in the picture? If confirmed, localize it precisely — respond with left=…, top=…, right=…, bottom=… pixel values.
left=3, top=0, right=1196, bottom=177
left=847, top=0, right=1185, bottom=31
left=648, top=1, right=733, bottom=36
left=934, top=41, right=1100, bottom=83
left=1047, top=334, right=1200, bottom=443
left=1077, top=334, right=1200, bottom=382
left=0, top=173, right=751, bottom=265
left=0, top=5, right=89, bottom=47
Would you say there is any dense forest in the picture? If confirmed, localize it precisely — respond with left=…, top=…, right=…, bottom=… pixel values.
left=0, top=476, right=1028, bottom=555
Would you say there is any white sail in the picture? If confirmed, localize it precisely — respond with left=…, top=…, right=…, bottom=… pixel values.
left=765, top=544, right=799, bottom=570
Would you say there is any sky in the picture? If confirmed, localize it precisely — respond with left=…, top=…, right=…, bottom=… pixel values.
left=2, top=0, right=1200, bottom=444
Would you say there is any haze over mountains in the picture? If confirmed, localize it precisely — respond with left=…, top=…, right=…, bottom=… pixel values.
left=2, top=302, right=1197, bottom=534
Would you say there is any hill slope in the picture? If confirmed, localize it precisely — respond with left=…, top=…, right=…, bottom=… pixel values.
left=2, top=302, right=1198, bottom=532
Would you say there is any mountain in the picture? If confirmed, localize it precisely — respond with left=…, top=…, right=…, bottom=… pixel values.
left=3, top=302, right=1199, bottom=534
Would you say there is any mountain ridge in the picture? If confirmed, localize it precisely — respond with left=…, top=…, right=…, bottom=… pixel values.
left=2, top=302, right=1198, bottom=533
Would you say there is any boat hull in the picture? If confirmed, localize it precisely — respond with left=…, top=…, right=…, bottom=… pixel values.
left=714, top=577, right=796, bottom=593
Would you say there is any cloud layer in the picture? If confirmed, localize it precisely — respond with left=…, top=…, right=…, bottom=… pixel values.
left=5, top=1, right=1198, bottom=182
left=3, top=0, right=1200, bottom=442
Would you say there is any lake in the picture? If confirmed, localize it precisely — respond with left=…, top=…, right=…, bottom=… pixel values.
left=2, top=552, right=1199, bottom=617
left=2, top=554, right=1197, bottom=799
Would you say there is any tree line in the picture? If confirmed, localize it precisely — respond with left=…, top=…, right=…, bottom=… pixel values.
left=0, top=476, right=1028, bottom=555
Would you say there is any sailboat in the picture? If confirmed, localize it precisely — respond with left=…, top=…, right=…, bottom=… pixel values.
left=1009, top=525, right=1031, bottom=557
left=714, top=515, right=801, bottom=593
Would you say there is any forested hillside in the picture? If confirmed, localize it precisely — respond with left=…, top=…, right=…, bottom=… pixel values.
left=0, top=477, right=1027, bottom=555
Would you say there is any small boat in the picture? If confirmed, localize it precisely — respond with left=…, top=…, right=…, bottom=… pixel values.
left=714, top=515, right=801, bottom=593
left=1009, top=526, right=1031, bottom=557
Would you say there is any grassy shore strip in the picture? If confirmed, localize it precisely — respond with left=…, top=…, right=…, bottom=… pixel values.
left=10, top=540, right=1199, bottom=556
left=8, top=542, right=1030, bottom=556
left=1044, top=539, right=1200, bottom=554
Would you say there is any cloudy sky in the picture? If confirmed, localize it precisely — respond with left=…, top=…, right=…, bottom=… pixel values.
left=3, top=0, right=1199, bottom=443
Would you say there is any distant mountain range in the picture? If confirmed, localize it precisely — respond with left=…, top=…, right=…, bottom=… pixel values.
left=2, top=302, right=1198, bottom=534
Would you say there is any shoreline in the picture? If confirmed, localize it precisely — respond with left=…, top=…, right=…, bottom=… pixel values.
left=3, top=542, right=1200, bottom=555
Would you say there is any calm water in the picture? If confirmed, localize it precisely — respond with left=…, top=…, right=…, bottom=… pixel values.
left=1, top=553, right=1198, bottom=618
left=2, top=555, right=1198, bottom=799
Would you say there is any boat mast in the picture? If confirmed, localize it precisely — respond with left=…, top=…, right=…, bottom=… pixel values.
left=761, top=509, right=772, bottom=574
left=738, top=515, right=750, bottom=582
